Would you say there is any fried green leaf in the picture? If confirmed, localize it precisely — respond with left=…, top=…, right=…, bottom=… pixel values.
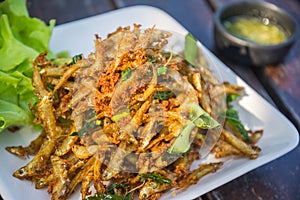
left=157, top=65, right=167, bottom=76
left=86, top=183, right=132, bottom=200
left=225, top=106, right=250, bottom=141
left=121, top=68, right=132, bottom=81
left=86, top=193, right=132, bottom=200
left=154, top=90, right=174, bottom=100
left=168, top=103, right=219, bottom=154
left=140, top=171, right=171, bottom=185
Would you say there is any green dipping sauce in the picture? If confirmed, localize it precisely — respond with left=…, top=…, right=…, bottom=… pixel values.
left=223, top=16, right=288, bottom=45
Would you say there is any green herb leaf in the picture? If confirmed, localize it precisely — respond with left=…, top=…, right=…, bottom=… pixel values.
left=70, top=132, right=79, bottom=136
left=225, top=94, right=249, bottom=141
left=106, top=183, right=128, bottom=195
left=157, top=65, right=167, bottom=76
left=168, top=103, right=219, bottom=154
left=168, top=120, right=195, bottom=154
left=226, top=93, right=241, bottom=103
left=193, top=113, right=220, bottom=129
left=111, top=111, right=129, bottom=122
left=147, top=55, right=156, bottom=63
left=189, top=103, right=220, bottom=129
left=86, top=194, right=111, bottom=200
left=163, top=52, right=171, bottom=57
left=71, top=120, right=98, bottom=137
left=86, top=193, right=132, bottom=200
left=225, top=106, right=250, bottom=141
left=86, top=183, right=131, bottom=200
left=184, top=33, right=198, bottom=67
left=121, top=68, right=132, bottom=81
left=140, top=171, right=171, bottom=185
left=154, top=91, right=174, bottom=100
left=71, top=54, right=83, bottom=65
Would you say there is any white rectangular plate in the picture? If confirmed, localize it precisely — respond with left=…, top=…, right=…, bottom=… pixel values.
left=0, top=5, right=299, bottom=200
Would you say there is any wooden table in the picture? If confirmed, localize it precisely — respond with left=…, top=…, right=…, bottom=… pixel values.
left=1, top=0, right=299, bottom=199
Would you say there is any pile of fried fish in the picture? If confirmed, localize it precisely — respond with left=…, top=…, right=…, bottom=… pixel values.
left=6, top=25, right=263, bottom=200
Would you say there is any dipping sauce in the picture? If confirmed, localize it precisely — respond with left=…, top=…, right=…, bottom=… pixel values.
left=223, top=16, right=288, bottom=45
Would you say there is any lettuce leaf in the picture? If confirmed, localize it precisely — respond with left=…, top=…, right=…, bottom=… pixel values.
left=0, top=15, right=38, bottom=71
left=0, top=0, right=55, bottom=132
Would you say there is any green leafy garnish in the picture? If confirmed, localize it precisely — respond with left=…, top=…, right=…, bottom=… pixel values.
left=147, top=55, right=156, bottom=63
left=0, top=0, right=55, bottom=132
left=86, top=183, right=132, bottom=200
left=225, top=106, right=250, bottom=141
left=71, top=54, right=83, bottom=65
left=154, top=90, right=174, bottom=100
left=224, top=94, right=249, bottom=141
left=226, top=93, right=241, bottom=103
left=157, top=65, right=167, bottom=76
left=184, top=33, right=198, bottom=67
left=168, top=103, right=219, bottom=154
left=189, top=103, right=220, bottom=129
left=168, top=120, right=196, bottom=154
left=193, top=114, right=220, bottom=129
left=111, top=110, right=129, bottom=122
left=86, top=193, right=132, bottom=200
left=163, top=52, right=171, bottom=57
left=121, top=68, right=132, bottom=81
left=70, top=132, right=79, bottom=136
left=140, top=171, right=171, bottom=185
left=106, top=183, right=128, bottom=194
left=70, top=120, right=98, bottom=137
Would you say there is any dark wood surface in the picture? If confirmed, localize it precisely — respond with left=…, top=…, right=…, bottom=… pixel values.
left=1, top=0, right=299, bottom=199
